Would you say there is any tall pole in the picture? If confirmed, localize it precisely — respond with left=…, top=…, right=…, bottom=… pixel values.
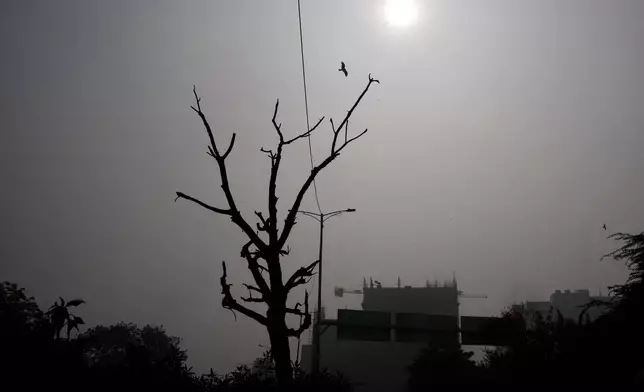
left=312, top=214, right=324, bottom=377
left=293, top=208, right=355, bottom=377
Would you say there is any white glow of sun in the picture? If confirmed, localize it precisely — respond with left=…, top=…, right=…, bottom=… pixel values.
left=384, top=0, right=419, bottom=28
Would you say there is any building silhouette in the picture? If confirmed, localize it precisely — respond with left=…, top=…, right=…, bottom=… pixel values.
left=512, top=289, right=611, bottom=327
left=301, top=277, right=490, bottom=392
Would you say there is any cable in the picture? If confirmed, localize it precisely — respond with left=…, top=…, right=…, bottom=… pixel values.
left=295, top=0, right=328, bottom=364
left=297, top=0, right=323, bottom=215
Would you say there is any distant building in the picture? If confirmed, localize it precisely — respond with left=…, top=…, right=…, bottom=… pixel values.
left=550, top=289, right=610, bottom=321
left=361, top=281, right=459, bottom=316
left=301, top=278, right=494, bottom=392
left=513, top=289, right=611, bottom=327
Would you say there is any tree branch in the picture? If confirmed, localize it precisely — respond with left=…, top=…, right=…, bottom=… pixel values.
left=174, top=192, right=232, bottom=215
left=271, top=99, right=284, bottom=142
left=243, top=283, right=262, bottom=294
left=287, top=291, right=311, bottom=337
left=278, top=74, right=379, bottom=249
left=285, top=307, right=306, bottom=316
left=335, top=128, right=368, bottom=155
left=283, top=116, right=325, bottom=145
left=222, top=133, right=236, bottom=159
left=285, top=260, right=319, bottom=292
left=188, top=86, right=267, bottom=252
left=240, top=241, right=270, bottom=294
left=345, top=119, right=348, bottom=143
left=255, top=211, right=268, bottom=232
left=220, top=261, right=267, bottom=325
left=241, top=284, right=266, bottom=303
left=266, top=101, right=325, bottom=250
left=241, top=297, right=266, bottom=303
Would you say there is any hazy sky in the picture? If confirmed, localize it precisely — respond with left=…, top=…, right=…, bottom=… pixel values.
left=2, top=0, right=643, bottom=373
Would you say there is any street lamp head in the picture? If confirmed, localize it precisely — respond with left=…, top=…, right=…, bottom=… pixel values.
left=346, top=208, right=356, bottom=212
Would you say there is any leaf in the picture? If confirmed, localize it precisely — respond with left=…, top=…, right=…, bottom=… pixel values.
left=73, top=316, right=85, bottom=325
left=59, top=297, right=66, bottom=307
left=66, top=299, right=85, bottom=307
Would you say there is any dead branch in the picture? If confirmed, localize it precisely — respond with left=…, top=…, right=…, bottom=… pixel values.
left=175, top=192, right=231, bottom=215
left=285, top=260, right=319, bottom=292
left=279, top=245, right=291, bottom=256
left=285, top=308, right=306, bottom=316
left=285, top=300, right=306, bottom=316
left=278, top=74, right=379, bottom=249
left=241, top=283, right=266, bottom=303
left=190, top=86, right=237, bottom=160
left=222, top=133, right=236, bottom=159
left=265, top=100, right=326, bottom=248
left=243, top=283, right=263, bottom=293
left=260, top=147, right=276, bottom=162
left=241, top=297, right=265, bottom=303
left=178, top=86, right=267, bottom=253
left=255, top=211, right=269, bottom=232
left=267, top=100, right=284, bottom=246
left=240, top=241, right=270, bottom=294
left=283, top=116, right=325, bottom=145
left=271, top=100, right=284, bottom=141
left=286, top=291, right=311, bottom=337
left=220, top=261, right=267, bottom=325
left=344, top=119, right=348, bottom=143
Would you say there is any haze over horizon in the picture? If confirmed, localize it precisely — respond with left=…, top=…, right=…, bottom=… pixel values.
left=2, top=0, right=643, bottom=373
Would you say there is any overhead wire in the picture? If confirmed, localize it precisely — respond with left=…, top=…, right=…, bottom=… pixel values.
left=295, top=0, right=322, bottom=363
left=297, top=0, right=323, bottom=216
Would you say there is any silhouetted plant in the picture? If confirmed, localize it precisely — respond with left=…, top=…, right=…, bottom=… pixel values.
left=80, top=323, right=188, bottom=372
left=197, top=350, right=353, bottom=391
left=45, top=297, right=85, bottom=339
left=1, top=282, right=90, bottom=391
left=176, top=74, right=379, bottom=385
left=0, top=281, right=48, bottom=335
left=77, top=322, right=198, bottom=392
left=602, top=232, right=644, bottom=315
left=479, top=306, right=600, bottom=384
left=408, top=346, right=483, bottom=389
left=475, top=232, right=644, bottom=385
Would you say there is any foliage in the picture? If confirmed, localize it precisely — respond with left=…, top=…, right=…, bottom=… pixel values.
left=195, top=350, right=353, bottom=392
left=3, top=229, right=643, bottom=389
left=407, top=231, right=644, bottom=386
left=408, top=346, right=483, bottom=389
left=479, top=308, right=592, bottom=384
left=79, top=322, right=194, bottom=389
left=0, top=281, right=48, bottom=335
left=1, top=280, right=353, bottom=391
left=46, top=296, right=86, bottom=339
left=0, top=283, right=88, bottom=391
left=602, top=232, right=644, bottom=315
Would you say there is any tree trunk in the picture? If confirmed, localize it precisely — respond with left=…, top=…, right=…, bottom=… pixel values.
left=267, top=306, right=293, bottom=387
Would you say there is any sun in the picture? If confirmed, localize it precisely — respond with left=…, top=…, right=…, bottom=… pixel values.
left=384, top=0, right=419, bottom=28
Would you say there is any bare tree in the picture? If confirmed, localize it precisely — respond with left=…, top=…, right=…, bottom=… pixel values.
left=176, top=73, right=379, bottom=386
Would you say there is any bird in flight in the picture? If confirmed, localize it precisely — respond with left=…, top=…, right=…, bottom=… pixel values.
left=338, top=61, right=348, bottom=77
left=602, top=224, right=607, bottom=231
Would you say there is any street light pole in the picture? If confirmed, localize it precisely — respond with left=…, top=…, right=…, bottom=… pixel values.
left=294, top=208, right=355, bottom=377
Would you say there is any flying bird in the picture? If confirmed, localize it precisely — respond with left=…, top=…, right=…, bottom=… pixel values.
left=338, top=61, right=348, bottom=77
left=602, top=224, right=607, bottom=231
